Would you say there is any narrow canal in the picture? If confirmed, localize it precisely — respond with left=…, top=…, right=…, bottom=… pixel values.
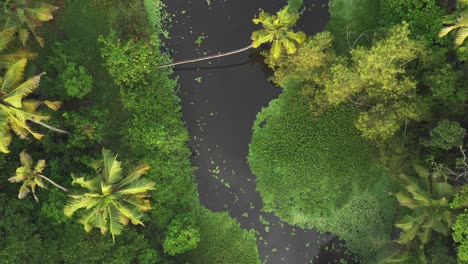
left=162, top=1, right=343, bottom=263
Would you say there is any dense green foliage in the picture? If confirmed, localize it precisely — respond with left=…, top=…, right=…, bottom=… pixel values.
left=249, top=80, right=396, bottom=261
left=452, top=186, right=468, bottom=262
left=250, top=0, right=468, bottom=262
left=163, top=214, right=200, bottom=256
left=0, top=0, right=260, bottom=263
left=422, top=120, right=466, bottom=150
left=186, top=208, right=261, bottom=264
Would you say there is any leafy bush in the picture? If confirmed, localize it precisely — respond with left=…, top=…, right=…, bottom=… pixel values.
left=379, top=0, right=446, bottom=45
left=59, top=62, right=93, bottom=98
left=423, top=120, right=465, bottom=150
left=44, top=42, right=93, bottom=99
left=163, top=214, right=200, bottom=256
left=98, top=32, right=160, bottom=88
left=186, top=208, right=261, bottom=264
left=61, top=107, right=111, bottom=149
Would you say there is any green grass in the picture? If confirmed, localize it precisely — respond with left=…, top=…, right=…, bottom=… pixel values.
left=248, top=80, right=396, bottom=262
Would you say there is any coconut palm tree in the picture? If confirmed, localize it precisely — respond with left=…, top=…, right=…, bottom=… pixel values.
left=0, top=58, right=67, bottom=153
left=2, top=0, right=58, bottom=47
left=394, top=166, right=455, bottom=246
left=64, top=148, right=155, bottom=242
left=8, top=150, right=68, bottom=202
left=439, top=11, right=468, bottom=46
left=157, top=6, right=306, bottom=68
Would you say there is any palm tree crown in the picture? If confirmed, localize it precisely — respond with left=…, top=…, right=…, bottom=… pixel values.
left=439, top=11, right=468, bottom=46
left=64, top=148, right=156, bottom=242
left=8, top=151, right=68, bottom=202
left=0, top=58, right=62, bottom=153
left=251, top=6, right=306, bottom=59
left=394, top=166, right=455, bottom=246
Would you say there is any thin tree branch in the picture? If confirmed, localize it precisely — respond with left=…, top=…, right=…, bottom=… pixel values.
left=38, top=174, right=68, bottom=192
left=157, top=44, right=254, bottom=69
left=27, top=118, right=69, bottom=134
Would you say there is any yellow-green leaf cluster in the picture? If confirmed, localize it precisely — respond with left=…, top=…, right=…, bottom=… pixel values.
left=64, top=148, right=155, bottom=242
left=251, top=6, right=306, bottom=60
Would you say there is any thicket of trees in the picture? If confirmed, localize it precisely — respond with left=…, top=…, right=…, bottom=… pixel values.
left=0, top=0, right=260, bottom=263
left=1, top=0, right=467, bottom=263
left=249, top=0, right=468, bottom=262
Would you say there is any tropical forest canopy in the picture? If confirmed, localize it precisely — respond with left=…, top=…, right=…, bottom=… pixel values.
left=249, top=0, right=468, bottom=263
left=0, top=0, right=466, bottom=263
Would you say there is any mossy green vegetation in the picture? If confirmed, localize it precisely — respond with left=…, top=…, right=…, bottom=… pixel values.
left=249, top=80, right=396, bottom=261
left=186, top=208, right=261, bottom=264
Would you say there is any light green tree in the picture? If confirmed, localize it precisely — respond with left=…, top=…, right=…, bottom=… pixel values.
left=319, top=24, right=426, bottom=141
left=2, top=0, right=58, bottom=47
left=8, top=150, right=68, bottom=202
left=64, top=148, right=156, bottom=242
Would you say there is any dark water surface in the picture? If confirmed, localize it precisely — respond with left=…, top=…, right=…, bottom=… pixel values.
left=162, top=1, right=339, bottom=263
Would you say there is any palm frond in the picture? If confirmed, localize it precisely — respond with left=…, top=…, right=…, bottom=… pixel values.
left=18, top=183, right=31, bottom=199
left=118, top=163, right=150, bottom=187
left=251, top=30, right=274, bottom=48
left=108, top=205, right=124, bottom=242
left=43, top=100, right=62, bottom=111
left=102, top=148, right=123, bottom=185
left=1, top=58, right=27, bottom=93
left=0, top=27, right=17, bottom=53
left=19, top=150, right=33, bottom=167
left=71, top=174, right=101, bottom=193
left=115, top=178, right=156, bottom=196
left=112, top=201, right=144, bottom=226
left=455, top=27, right=468, bottom=45
left=63, top=195, right=101, bottom=217
left=33, top=159, right=45, bottom=173
left=3, top=73, right=43, bottom=108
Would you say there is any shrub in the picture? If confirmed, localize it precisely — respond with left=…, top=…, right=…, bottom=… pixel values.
left=163, top=215, right=200, bottom=256
left=59, top=62, right=93, bottom=99
left=423, top=120, right=465, bottom=150
left=98, top=32, right=160, bottom=88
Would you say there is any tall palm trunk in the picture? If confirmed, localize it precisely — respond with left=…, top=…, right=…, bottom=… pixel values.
left=27, top=118, right=69, bottom=134
left=38, top=174, right=68, bottom=192
left=157, top=44, right=254, bottom=69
